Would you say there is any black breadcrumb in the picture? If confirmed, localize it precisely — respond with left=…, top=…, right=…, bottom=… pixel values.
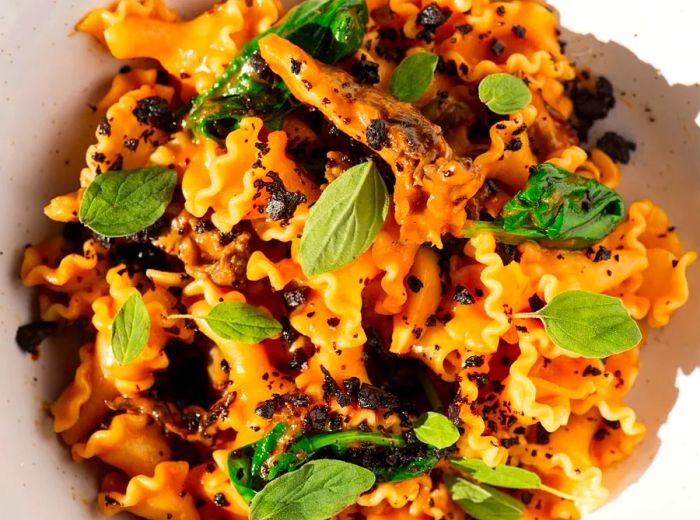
left=596, top=131, right=636, bottom=164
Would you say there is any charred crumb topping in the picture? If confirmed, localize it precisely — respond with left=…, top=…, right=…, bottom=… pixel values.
left=416, top=2, right=452, bottom=43
left=350, top=54, right=380, bottom=85
left=254, top=171, right=307, bottom=222
left=596, top=131, right=637, bottom=164
left=132, top=96, right=176, bottom=133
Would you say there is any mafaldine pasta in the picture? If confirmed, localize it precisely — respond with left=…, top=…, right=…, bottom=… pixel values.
left=17, top=1, right=696, bottom=519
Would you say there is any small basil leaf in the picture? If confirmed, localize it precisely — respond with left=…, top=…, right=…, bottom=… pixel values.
left=478, top=73, right=532, bottom=115
left=111, top=293, right=150, bottom=365
left=79, top=166, right=177, bottom=237
left=388, top=52, right=439, bottom=102
left=517, top=290, right=641, bottom=357
left=299, top=160, right=389, bottom=276
left=450, top=458, right=541, bottom=489
left=249, top=459, right=376, bottom=520
left=199, top=301, right=282, bottom=343
left=447, top=476, right=525, bottom=520
left=413, top=412, right=460, bottom=449
left=463, top=163, right=624, bottom=249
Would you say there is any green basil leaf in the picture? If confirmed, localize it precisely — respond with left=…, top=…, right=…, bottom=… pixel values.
left=478, top=73, right=532, bottom=115
left=388, top=52, right=439, bottom=103
left=447, top=476, right=525, bottom=520
left=517, top=290, right=641, bottom=357
left=299, top=160, right=389, bottom=276
left=413, top=412, right=460, bottom=449
left=227, top=452, right=256, bottom=504
left=463, top=163, right=624, bottom=249
left=79, top=166, right=177, bottom=237
left=111, top=293, right=150, bottom=365
left=249, top=459, right=376, bottom=520
left=450, top=458, right=541, bottom=489
left=198, top=301, right=282, bottom=343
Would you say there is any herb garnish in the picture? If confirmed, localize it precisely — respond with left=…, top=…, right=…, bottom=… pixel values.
left=111, top=293, right=150, bottom=365
left=478, top=73, right=532, bottom=115
left=299, top=160, right=389, bottom=276
left=79, top=166, right=176, bottom=237
left=462, top=163, right=624, bottom=249
left=515, top=290, right=641, bottom=357
left=447, top=476, right=525, bottom=520
left=388, top=52, right=439, bottom=102
left=187, top=0, right=368, bottom=140
left=249, top=459, right=375, bottom=520
left=170, top=301, right=282, bottom=343
left=413, top=412, right=459, bottom=449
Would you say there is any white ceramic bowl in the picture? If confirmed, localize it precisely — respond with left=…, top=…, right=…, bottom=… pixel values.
left=1, top=0, right=698, bottom=517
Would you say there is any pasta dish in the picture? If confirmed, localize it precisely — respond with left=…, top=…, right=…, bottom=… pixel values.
left=16, top=0, right=696, bottom=519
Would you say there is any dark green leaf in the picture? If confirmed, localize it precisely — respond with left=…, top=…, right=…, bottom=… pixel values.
left=79, top=166, right=176, bottom=237
left=249, top=459, right=375, bottom=520
left=516, top=290, right=641, bottom=357
left=463, top=163, right=624, bottom=249
left=388, top=52, right=439, bottom=102
left=187, top=0, right=368, bottom=140
left=478, top=73, right=532, bottom=115
left=413, top=412, right=459, bottom=449
left=450, top=458, right=541, bottom=489
left=227, top=452, right=257, bottom=504
left=299, top=161, right=389, bottom=275
left=198, top=301, right=282, bottom=343
left=111, top=293, right=150, bottom=365
left=447, top=476, right=525, bottom=520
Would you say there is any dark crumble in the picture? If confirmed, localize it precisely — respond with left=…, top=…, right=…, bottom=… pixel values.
left=326, top=317, right=341, bottom=327
left=463, top=355, right=485, bottom=368
left=290, top=58, right=302, bottom=75
left=501, top=437, right=520, bottom=448
left=534, top=423, right=551, bottom=445
left=596, top=131, right=637, bottom=164
left=366, top=118, right=389, bottom=150
left=495, top=242, right=520, bottom=265
left=320, top=365, right=352, bottom=407
left=496, top=5, right=506, bottom=16
left=453, top=285, right=475, bottom=305
left=357, top=382, right=399, bottom=409
left=108, top=153, right=124, bottom=172
left=593, top=246, right=612, bottom=262
left=416, top=2, right=452, bottom=43
left=132, top=96, right=176, bottom=133
left=512, top=24, right=527, bottom=38
left=92, top=152, right=106, bottom=163
left=123, top=137, right=139, bottom=151
left=456, top=24, right=473, bottom=35
left=255, top=399, right=276, bottom=419
left=249, top=50, right=275, bottom=83
left=97, top=116, right=112, bottom=136
left=521, top=491, right=534, bottom=505
left=281, top=287, right=307, bottom=309
left=570, top=76, right=615, bottom=140
left=351, top=54, right=380, bottom=85
left=582, top=365, right=602, bottom=377
left=406, top=275, right=424, bottom=293
left=490, top=38, right=505, bottom=57
left=528, top=293, right=545, bottom=312
left=15, top=321, right=58, bottom=355
left=504, top=137, right=523, bottom=151
left=253, top=172, right=307, bottom=222
left=304, top=405, right=329, bottom=434
left=213, top=492, right=230, bottom=507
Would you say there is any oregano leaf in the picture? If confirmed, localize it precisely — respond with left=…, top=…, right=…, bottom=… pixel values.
left=388, top=52, right=439, bottom=102
left=478, top=73, right=532, bottom=115
left=111, top=293, right=150, bottom=365
left=249, top=459, right=375, bottom=520
left=173, top=301, right=282, bottom=343
left=450, top=458, right=541, bottom=489
left=413, top=412, right=460, bottom=449
left=446, top=476, right=525, bottom=520
left=79, top=166, right=177, bottom=237
left=299, top=161, right=389, bottom=276
left=516, top=290, right=641, bottom=357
